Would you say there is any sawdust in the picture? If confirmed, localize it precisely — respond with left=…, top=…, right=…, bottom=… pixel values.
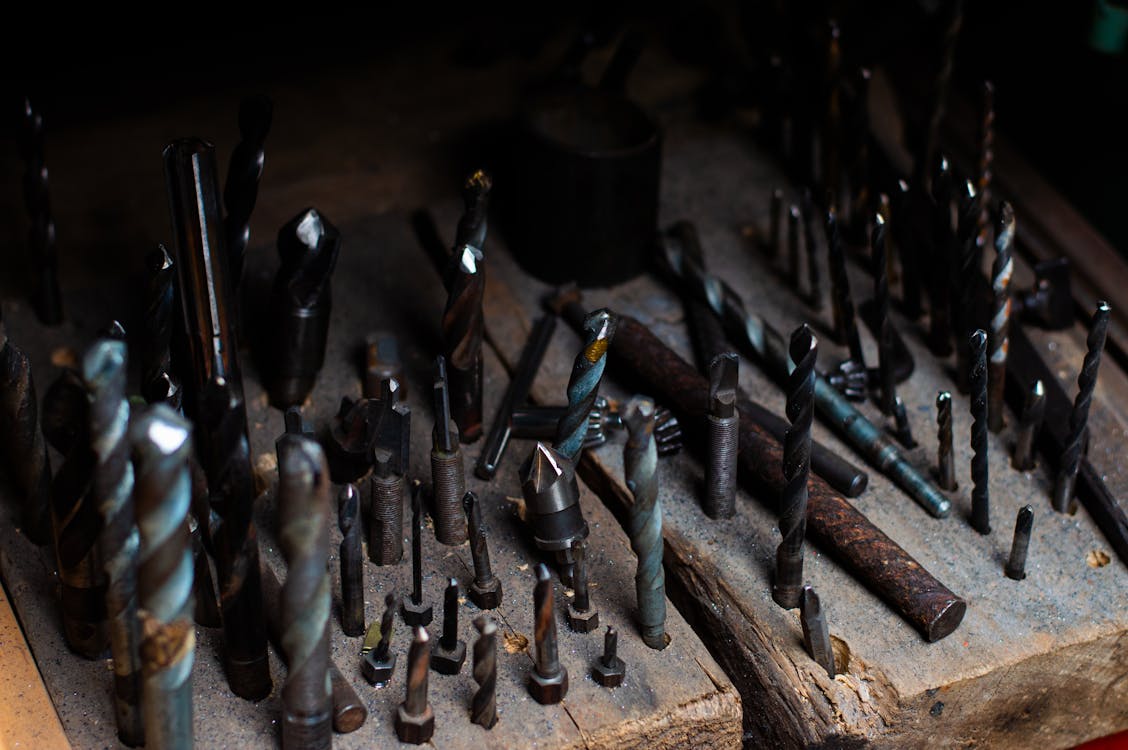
left=503, top=630, right=529, bottom=654
left=1088, top=549, right=1111, bottom=568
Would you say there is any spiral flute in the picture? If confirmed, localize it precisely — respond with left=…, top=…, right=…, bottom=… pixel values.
left=705, top=353, right=739, bottom=519
left=396, top=627, right=435, bottom=744
left=223, top=94, right=273, bottom=292
left=140, top=245, right=182, bottom=409
left=1013, top=380, right=1045, bottom=471
left=988, top=202, right=1015, bottom=433
left=936, top=391, right=957, bottom=491
left=954, top=181, right=983, bottom=392
left=774, top=326, right=815, bottom=609
left=19, top=97, right=62, bottom=324
left=623, top=397, right=668, bottom=649
left=338, top=484, right=364, bottom=637
left=825, top=207, right=865, bottom=366
left=432, top=357, right=468, bottom=544
left=554, top=309, right=617, bottom=461
left=471, top=616, right=498, bottom=729
left=454, top=169, right=492, bottom=254
left=528, top=563, right=568, bottom=703
left=443, top=244, right=486, bottom=442
left=969, top=330, right=991, bottom=535
left=872, top=214, right=895, bottom=415
left=463, top=491, right=502, bottom=609
left=133, top=405, right=195, bottom=750
left=976, top=81, right=995, bottom=250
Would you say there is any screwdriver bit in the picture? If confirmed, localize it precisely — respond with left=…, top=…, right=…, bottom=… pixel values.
left=338, top=484, right=365, bottom=637
left=624, top=397, right=669, bottom=649
left=443, top=244, right=486, bottom=443
left=432, top=578, right=467, bottom=675
left=988, top=202, right=1015, bottom=432
left=825, top=206, right=865, bottom=368
left=362, top=593, right=399, bottom=685
left=223, top=94, right=273, bottom=295
left=528, top=563, right=569, bottom=704
left=432, top=357, right=468, bottom=545
left=521, top=442, right=589, bottom=586
left=554, top=309, right=617, bottom=462
left=774, top=326, right=815, bottom=610
left=705, top=353, right=739, bottom=520
left=1005, top=505, right=1034, bottom=581
left=463, top=491, right=502, bottom=609
left=471, top=616, right=498, bottom=728
left=969, top=330, right=991, bottom=535
left=566, top=538, right=598, bottom=632
left=19, top=97, right=62, bottom=325
left=140, top=245, right=182, bottom=410
left=936, top=391, right=957, bottom=491
left=591, top=626, right=626, bottom=688
left=1012, top=380, right=1045, bottom=472
left=403, top=479, right=433, bottom=626
left=800, top=586, right=835, bottom=679
left=396, top=627, right=435, bottom=744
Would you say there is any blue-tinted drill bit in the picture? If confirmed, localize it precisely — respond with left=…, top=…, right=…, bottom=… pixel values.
left=623, top=397, right=668, bottom=650
left=554, top=309, right=617, bottom=461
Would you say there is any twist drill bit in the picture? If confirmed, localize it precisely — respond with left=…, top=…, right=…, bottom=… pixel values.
left=443, top=244, right=486, bottom=442
left=338, top=484, right=364, bottom=637
left=454, top=169, right=492, bottom=254
left=916, top=0, right=964, bottom=188
left=463, top=491, right=502, bottom=609
left=403, top=479, right=433, bottom=626
left=554, top=309, right=617, bottom=461
left=1053, top=302, right=1112, bottom=514
left=847, top=68, right=874, bottom=236
left=223, top=94, right=273, bottom=292
left=822, top=21, right=842, bottom=207
left=521, top=442, right=589, bottom=585
left=954, top=181, right=983, bottom=392
left=800, top=189, right=822, bottom=309
left=528, top=563, right=568, bottom=703
left=470, top=616, right=498, bottom=729
left=774, top=326, right=815, bottom=610
left=432, top=578, right=467, bottom=675
left=988, top=202, right=1015, bottom=432
left=825, top=207, right=865, bottom=367
left=140, top=246, right=182, bottom=410
left=765, top=187, right=783, bottom=257
left=786, top=205, right=802, bottom=290
left=927, top=156, right=955, bottom=357
left=936, top=391, right=957, bottom=491
left=891, top=180, right=924, bottom=318
left=799, top=586, right=835, bottom=679
left=592, top=626, right=627, bottom=688
left=705, top=353, right=739, bottom=520
left=362, top=593, right=399, bottom=685
left=396, top=626, right=435, bottom=744
left=1005, top=505, right=1034, bottom=581
left=969, top=330, right=991, bottom=535
left=623, top=397, right=669, bottom=649
left=19, top=97, right=62, bottom=324
left=976, top=81, right=995, bottom=247
left=432, top=357, right=468, bottom=545
left=566, top=538, right=598, bottom=632
left=872, top=214, right=896, bottom=415
left=890, top=395, right=917, bottom=449
left=133, top=405, right=195, bottom=750
left=1013, top=380, right=1045, bottom=471
left=277, top=435, right=332, bottom=750
left=84, top=339, right=143, bottom=746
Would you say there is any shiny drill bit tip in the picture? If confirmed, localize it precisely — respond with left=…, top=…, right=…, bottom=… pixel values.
left=708, top=353, right=738, bottom=417
left=554, top=309, right=617, bottom=461
left=936, top=391, right=957, bottom=491
left=1013, top=379, right=1046, bottom=471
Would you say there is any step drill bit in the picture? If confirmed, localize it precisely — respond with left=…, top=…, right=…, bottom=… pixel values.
left=396, top=626, right=435, bottom=745
left=969, top=330, right=991, bottom=534
left=773, top=325, right=815, bottom=610
left=443, top=243, right=486, bottom=443
left=936, top=391, right=957, bottom=491
left=566, top=538, right=598, bottom=632
left=1053, top=302, right=1112, bottom=513
left=432, top=356, right=468, bottom=545
left=403, top=479, right=433, bottom=626
left=800, top=189, right=823, bottom=310
left=362, top=593, right=399, bottom=685
left=432, top=578, right=467, bottom=675
left=1012, top=380, right=1045, bottom=471
left=338, top=484, right=365, bottom=637
left=528, top=563, right=568, bottom=703
left=825, top=206, right=866, bottom=368
left=954, top=181, right=983, bottom=393
left=872, top=213, right=896, bottom=415
left=0, top=309, right=52, bottom=544
left=267, top=208, right=341, bottom=407
left=463, top=491, right=502, bottom=609
left=1005, top=505, right=1034, bottom=581
left=83, top=338, right=144, bottom=746
left=19, top=97, right=62, bottom=324
left=471, top=616, right=498, bottom=728
left=276, top=433, right=332, bottom=750
left=223, top=94, right=273, bottom=294
left=988, top=202, right=1015, bottom=432
left=800, top=586, right=835, bottom=679
left=705, top=353, right=739, bottom=520
left=133, top=405, right=195, bottom=750
left=623, top=397, right=669, bottom=649
left=592, top=626, right=626, bottom=688
left=520, top=442, right=589, bottom=586
left=554, top=310, right=617, bottom=463
left=140, top=246, right=182, bottom=409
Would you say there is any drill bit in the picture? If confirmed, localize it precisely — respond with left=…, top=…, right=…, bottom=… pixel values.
left=364, top=331, right=405, bottom=400
left=927, top=156, right=955, bottom=357
left=443, top=244, right=486, bottom=442
left=528, top=563, right=569, bottom=703
left=396, top=626, right=435, bottom=744
left=402, top=479, right=433, bottom=626
left=765, top=187, right=783, bottom=258
left=623, top=397, right=669, bottom=649
left=976, top=81, right=995, bottom=247
left=362, top=593, right=399, bottom=685
left=787, top=204, right=802, bottom=290
left=872, top=213, right=896, bottom=415
left=223, top=94, right=273, bottom=293
left=19, top=97, right=62, bottom=325
left=454, top=169, right=492, bottom=254
left=890, top=395, right=917, bottom=449
left=566, top=538, right=598, bottom=632
left=892, top=180, right=924, bottom=319
left=822, top=21, right=842, bottom=207
left=432, top=356, right=468, bottom=545
left=705, top=353, right=739, bottom=520
left=140, top=245, right=182, bottom=410
left=133, top=405, right=195, bottom=750
left=338, top=484, right=364, bottom=637
left=432, top=578, right=467, bottom=675
left=800, top=189, right=822, bottom=309
left=936, top=391, right=957, bottom=491
left=1005, top=505, right=1034, bottom=581
left=969, top=329, right=991, bottom=535
left=799, top=586, right=835, bottom=679
left=591, top=626, right=627, bottom=687
left=988, top=202, right=1015, bottom=432
left=1012, top=380, right=1045, bottom=471
left=521, top=442, right=589, bottom=585
left=774, top=326, right=815, bottom=610
left=1053, top=302, right=1112, bottom=513
left=463, top=491, right=502, bottom=609
left=916, top=0, right=964, bottom=189
left=470, top=616, right=498, bottom=729
left=277, top=434, right=332, bottom=750
left=825, top=206, right=865, bottom=366
left=369, top=446, right=404, bottom=566
left=83, top=338, right=143, bottom=746
left=847, top=68, right=874, bottom=236
left=554, top=308, right=617, bottom=461
left=954, top=181, right=983, bottom=392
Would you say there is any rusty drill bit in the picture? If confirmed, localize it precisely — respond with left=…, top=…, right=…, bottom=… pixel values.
left=443, top=243, right=486, bottom=442
left=528, top=563, right=569, bottom=703
left=133, top=405, right=195, bottom=750
left=988, top=202, right=1015, bottom=432
left=223, top=94, right=273, bottom=293
left=1012, top=380, right=1045, bottom=471
left=774, top=326, right=815, bottom=610
left=825, top=206, right=865, bottom=367
left=800, top=189, right=823, bottom=309
left=624, top=397, right=669, bottom=649
left=403, top=479, right=433, bottom=626
left=954, top=181, right=983, bottom=393
left=1005, top=505, right=1034, bottom=581
left=969, top=329, right=991, bottom=534
left=140, top=246, right=182, bottom=410
left=1053, top=302, right=1112, bottom=513
left=566, top=538, right=598, bottom=632
left=705, top=353, right=739, bottom=520
left=471, top=616, right=498, bottom=728
left=396, top=626, right=435, bottom=744
left=277, top=434, right=332, bottom=750
left=554, top=308, right=617, bottom=462
left=338, top=484, right=364, bottom=637
left=872, top=213, right=896, bottom=415
left=454, top=169, right=492, bottom=253
left=592, top=626, right=626, bottom=688
left=463, top=491, right=502, bottom=609
left=936, top=391, right=957, bottom=491
left=976, top=81, right=995, bottom=250
left=787, top=204, right=802, bottom=290
left=800, top=586, right=835, bottom=679
left=364, top=331, right=405, bottom=400
left=432, top=578, right=467, bottom=675
left=369, top=447, right=404, bottom=566
left=362, top=593, right=399, bottom=685
left=19, top=97, right=62, bottom=325
left=521, top=442, right=589, bottom=586
left=432, top=356, right=468, bottom=545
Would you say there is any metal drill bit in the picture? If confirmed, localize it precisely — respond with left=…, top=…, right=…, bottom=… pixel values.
left=1005, top=505, right=1034, bottom=581
left=83, top=339, right=143, bottom=746
left=19, top=97, right=62, bottom=325
left=969, top=329, right=991, bottom=535
left=396, top=627, right=435, bottom=744
left=976, top=81, right=995, bottom=249
left=554, top=309, right=617, bottom=461
left=454, top=169, right=492, bottom=255
left=443, top=244, right=486, bottom=442
left=223, top=94, right=273, bottom=292
left=369, top=447, right=404, bottom=566
left=362, top=593, right=399, bottom=685
left=766, top=187, right=783, bottom=257
left=799, top=586, right=835, bottom=679
left=338, top=484, right=364, bottom=637
left=432, top=356, right=468, bottom=545
left=927, top=156, right=955, bottom=357
left=936, top=391, right=957, bottom=491
left=528, top=563, right=569, bottom=703
left=1053, top=302, right=1112, bottom=513
left=592, top=626, right=626, bottom=687
left=432, top=578, right=467, bottom=675
left=463, top=491, right=502, bottom=609
left=774, top=326, right=815, bottom=610
left=847, top=68, right=874, bottom=237
left=133, top=405, right=195, bottom=750
left=623, top=397, right=668, bottom=649
left=872, top=214, right=896, bottom=415
left=916, top=0, right=964, bottom=188
left=954, top=181, right=983, bottom=392
left=364, top=331, right=405, bottom=400
left=892, top=179, right=924, bottom=319
left=891, top=395, right=917, bottom=449
left=277, top=434, right=332, bottom=750
left=705, top=353, right=739, bottom=520
left=402, top=479, right=433, bottom=626
left=1013, top=380, right=1045, bottom=471
left=140, top=245, right=182, bottom=410
left=988, top=202, right=1015, bottom=432
left=470, top=616, right=498, bottom=729
left=520, top=442, right=589, bottom=585
left=566, top=538, right=598, bottom=632
left=825, top=206, right=865, bottom=366
left=800, top=189, right=822, bottom=309
left=822, top=21, right=842, bottom=207
left=787, top=204, right=802, bottom=290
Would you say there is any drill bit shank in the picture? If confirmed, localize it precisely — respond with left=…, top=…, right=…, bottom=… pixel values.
left=705, top=353, right=739, bottom=519
left=431, top=357, right=468, bottom=544
left=396, top=627, right=435, bottom=744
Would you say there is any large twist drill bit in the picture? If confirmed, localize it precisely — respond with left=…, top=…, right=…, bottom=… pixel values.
left=453, top=169, right=492, bottom=255
left=443, top=244, right=486, bottom=442
left=338, top=484, right=364, bottom=636
left=954, top=181, right=983, bottom=392
left=396, top=627, right=435, bottom=744
left=471, top=615, right=498, bottom=729
left=224, top=94, right=273, bottom=293
left=623, top=397, right=668, bottom=650
left=969, top=330, right=991, bottom=535
left=554, top=309, right=617, bottom=462
left=988, top=202, right=1015, bottom=432
left=19, top=97, right=62, bottom=324
left=140, top=245, right=182, bottom=409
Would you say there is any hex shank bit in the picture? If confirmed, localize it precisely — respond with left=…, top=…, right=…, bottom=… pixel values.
left=432, top=357, right=468, bottom=544
left=396, top=627, right=435, bottom=744
left=528, top=564, right=568, bottom=703
left=554, top=309, right=617, bottom=462
left=988, top=202, right=1015, bottom=432
left=338, top=484, right=364, bottom=637
left=800, top=586, right=835, bottom=679
left=774, top=326, right=815, bottom=610
left=566, top=538, right=598, bottom=632
left=471, top=616, right=498, bottom=729
left=223, top=94, right=273, bottom=293
left=444, top=244, right=486, bottom=442
left=432, top=578, right=466, bottom=675
left=705, top=353, right=739, bottom=519
left=969, top=330, right=990, bottom=535
left=592, top=626, right=626, bottom=687
left=623, top=398, right=669, bottom=649
left=463, top=491, right=502, bottom=609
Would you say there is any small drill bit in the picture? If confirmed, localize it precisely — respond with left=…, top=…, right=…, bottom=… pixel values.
left=705, top=353, right=739, bottom=519
left=463, top=491, right=502, bottom=609
left=787, top=204, right=802, bottom=290
left=19, top=97, right=62, bottom=325
left=872, top=213, right=896, bottom=415
left=623, top=397, right=669, bottom=649
left=799, top=586, right=835, bottom=679
left=443, top=243, right=486, bottom=442
left=1005, top=505, right=1034, bottom=581
left=969, top=329, right=991, bottom=535
left=954, top=181, right=983, bottom=393
left=471, top=616, right=498, bottom=729
left=396, top=627, right=435, bottom=745
left=591, top=626, right=626, bottom=687
left=338, top=484, right=364, bottom=637
left=223, top=94, right=273, bottom=294
left=431, top=356, right=468, bottom=545
left=361, top=593, right=399, bottom=685
left=140, top=245, right=182, bottom=410
left=976, top=81, right=995, bottom=250
left=825, top=206, right=865, bottom=367
left=893, top=179, right=924, bottom=319
left=1012, top=380, right=1045, bottom=471
left=847, top=69, right=874, bottom=239
left=528, top=563, right=569, bottom=703
left=927, top=156, right=955, bottom=357
left=988, top=202, right=1015, bottom=432
left=369, top=447, right=404, bottom=565
left=402, top=480, right=433, bottom=626
left=822, top=21, right=842, bottom=207
left=774, top=326, right=816, bottom=609
left=936, top=392, right=957, bottom=491
left=800, top=189, right=823, bottom=309
left=453, top=169, right=492, bottom=255
left=364, top=331, right=405, bottom=399
left=432, top=578, right=467, bottom=675
left=891, top=395, right=917, bottom=449
left=1053, top=302, right=1112, bottom=513
left=133, top=405, right=195, bottom=750
left=916, top=0, right=964, bottom=188
left=521, top=442, right=589, bottom=586
left=566, top=538, right=598, bottom=632
left=554, top=309, right=617, bottom=462
left=766, top=187, right=783, bottom=257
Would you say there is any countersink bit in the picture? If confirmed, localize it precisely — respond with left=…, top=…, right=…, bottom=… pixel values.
left=988, top=202, right=1015, bottom=432
left=891, top=396, right=917, bottom=449
left=969, top=330, right=991, bottom=535
left=338, top=484, right=364, bottom=637
left=453, top=169, right=492, bottom=256
left=936, top=392, right=957, bottom=491
left=463, top=491, right=502, bottom=609
left=140, top=245, right=182, bottom=410
left=765, top=187, right=783, bottom=257
left=872, top=214, right=896, bottom=416
left=554, top=308, right=617, bottom=461
left=19, top=97, right=62, bottom=324
left=362, top=593, right=399, bottom=685
left=432, top=578, right=467, bottom=675
left=954, top=181, right=983, bottom=393
left=566, top=538, right=598, bottom=632
left=521, top=442, right=589, bottom=586
left=396, top=626, right=435, bottom=744
left=773, top=326, right=815, bottom=610
left=432, top=356, right=468, bottom=545
left=83, top=339, right=144, bottom=746
left=799, top=586, right=835, bottom=679
left=443, top=243, right=486, bottom=442
left=825, top=206, right=865, bottom=367
left=976, top=81, right=995, bottom=249
left=364, top=331, right=405, bottom=400
left=470, top=616, right=498, bottom=728
left=223, top=94, right=273, bottom=293
left=528, top=563, right=569, bottom=703
left=133, top=405, right=195, bottom=750
left=591, top=626, right=626, bottom=688
left=267, top=208, right=341, bottom=407
left=800, top=189, right=822, bottom=309
left=403, top=479, right=433, bottom=626
left=787, top=204, right=802, bottom=289
left=705, top=353, right=739, bottom=519
left=369, top=447, right=404, bottom=566
left=1053, top=302, right=1112, bottom=514
left=1005, top=505, right=1034, bottom=580
left=623, top=397, right=669, bottom=649
left=927, top=156, right=955, bottom=357
left=1013, top=380, right=1045, bottom=471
